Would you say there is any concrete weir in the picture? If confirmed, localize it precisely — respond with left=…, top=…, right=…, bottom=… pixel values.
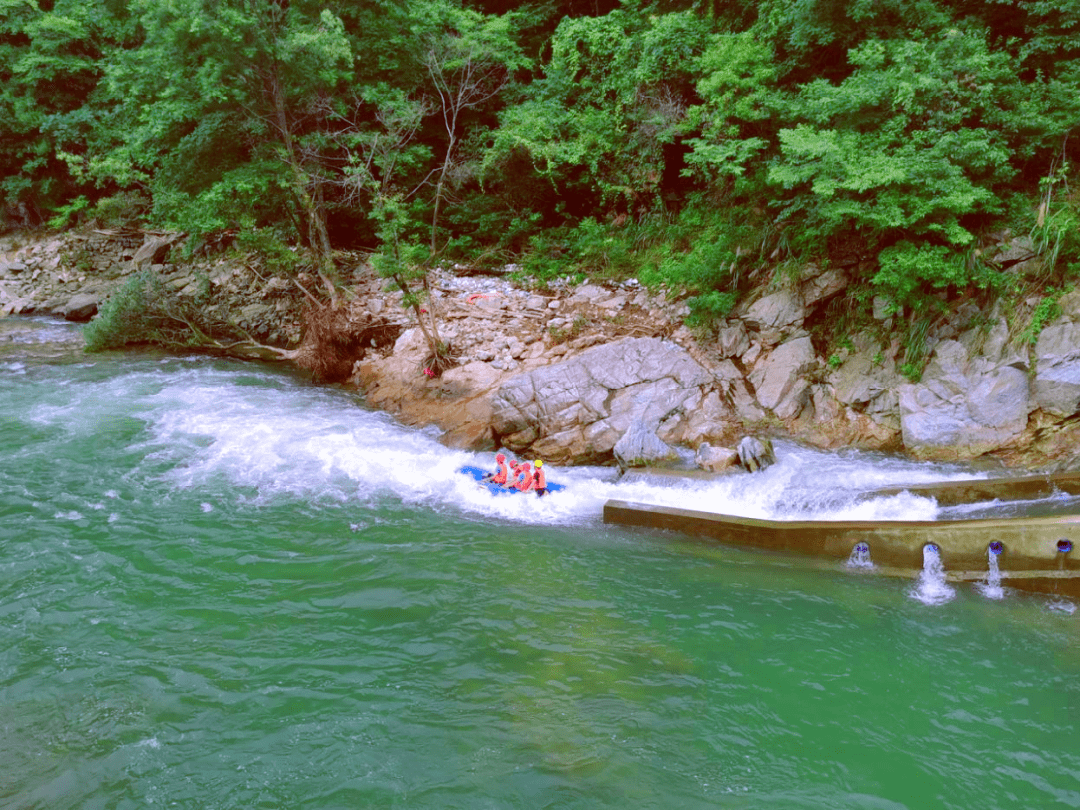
left=868, top=471, right=1080, bottom=506
left=602, top=498, right=1080, bottom=598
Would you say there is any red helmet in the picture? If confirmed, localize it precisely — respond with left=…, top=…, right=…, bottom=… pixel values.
left=496, top=453, right=505, bottom=462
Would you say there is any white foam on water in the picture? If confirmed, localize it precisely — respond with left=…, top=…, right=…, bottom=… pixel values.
left=910, top=544, right=957, bottom=606
left=976, top=546, right=1006, bottom=600
left=21, top=360, right=996, bottom=527
left=1, top=316, right=83, bottom=345
left=846, top=542, right=874, bottom=569
left=1046, top=599, right=1077, bottom=615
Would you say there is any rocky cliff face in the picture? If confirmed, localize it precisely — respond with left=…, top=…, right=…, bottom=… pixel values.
left=4, top=228, right=1080, bottom=471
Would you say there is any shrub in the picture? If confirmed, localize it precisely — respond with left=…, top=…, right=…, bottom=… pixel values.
left=47, top=196, right=91, bottom=230
left=234, top=227, right=303, bottom=276
left=566, top=218, right=637, bottom=279
left=83, top=271, right=163, bottom=351
left=686, top=290, right=737, bottom=328
left=90, top=191, right=151, bottom=229
left=873, top=241, right=997, bottom=314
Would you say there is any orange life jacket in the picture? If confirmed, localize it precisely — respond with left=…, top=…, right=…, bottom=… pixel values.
left=532, top=466, right=546, bottom=490
left=491, top=459, right=509, bottom=484
left=513, top=465, right=533, bottom=491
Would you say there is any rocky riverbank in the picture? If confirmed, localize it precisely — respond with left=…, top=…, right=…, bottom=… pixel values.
left=4, top=227, right=1080, bottom=472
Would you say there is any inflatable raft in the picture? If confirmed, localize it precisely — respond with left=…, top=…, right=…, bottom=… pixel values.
left=458, top=465, right=565, bottom=496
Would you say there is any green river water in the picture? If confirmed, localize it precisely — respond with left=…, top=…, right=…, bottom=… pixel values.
left=1, top=316, right=1078, bottom=809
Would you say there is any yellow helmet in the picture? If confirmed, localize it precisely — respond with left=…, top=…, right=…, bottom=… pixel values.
left=534, top=460, right=543, bottom=468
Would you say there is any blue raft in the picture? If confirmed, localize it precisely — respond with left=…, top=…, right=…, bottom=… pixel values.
left=458, top=465, right=565, bottom=496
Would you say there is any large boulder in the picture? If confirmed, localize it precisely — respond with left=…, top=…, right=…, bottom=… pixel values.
left=490, top=336, right=713, bottom=464
left=749, top=336, right=816, bottom=419
left=827, top=337, right=904, bottom=431
left=899, top=340, right=1032, bottom=458
left=798, top=263, right=849, bottom=308
left=1033, top=320, right=1080, bottom=417
left=132, top=233, right=182, bottom=270
left=614, top=419, right=678, bottom=468
left=62, top=292, right=99, bottom=322
left=696, top=442, right=739, bottom=473
left=357, top=344, right=506, bottom=452
left=743, top=289, right=805, bottom=346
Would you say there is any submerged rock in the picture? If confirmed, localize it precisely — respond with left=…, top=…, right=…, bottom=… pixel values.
left=696, top=442, right=739, bottom=473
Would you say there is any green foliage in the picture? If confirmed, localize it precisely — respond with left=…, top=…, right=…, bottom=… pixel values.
left=516, top=230, right=570, bottom=285
left=768, top=31, right=1077, bottom=249
left=83, top=267, right=246, bottom=352
left=46, top=195, right=90, bottom=230
left=1021, top=288, right=1066, bottom=345
left=234, top=227, right=303, bottom=276
left=638, top=203, right=746, bottom=291
left=82, top=270, right=166, bottom=352
left=89, top=190, right=150, bottom=229
left=873, top=241, right=997, bottom=313
left=643, top=235, right=737, bottom=293
left=153, top=160, right=291, bottom=246
left=1027, top=161, right=1080, bottom=278
left=565, top=219, right=637, bottom=279
left=6, top=0, right=1080, bottom=333
left=517, top=218, right=649, bottom=285
left=684, top=32, right=777, bottom=189
left=685, top=290, right=737, bottom=328
left=632, top=202, right=754, bottom=326
left=0, top=0, right=136, bottom=216
left=899, top=315, right=932, bottom=382
left=485, top=10, right=711, bottom=214
left=370, top=193, right=433, bottom=309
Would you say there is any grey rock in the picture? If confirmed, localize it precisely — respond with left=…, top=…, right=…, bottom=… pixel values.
left=1034, top=321, right=1080, bottom=416
left=991, top=236, right=1036, bottom=270
left=132, top=233, right=181, bottom=269
left=747, top=289, right=807, bottom=334
left=62, top=292, right=99, bottom=322
left=491, top=336, right=711, bottom=463
left=614, top=419, right=678, bottom=468
left=900, top=339, right=1033, bottom=456
left=717, top=322, right=750, bottom=359
left=799, top=264, right=848, bottom=307
left=750, top=336, right=816, bottom=415
left=737, top=436, right=776, bottom=473
left=0, top=261, right=27, bottom=276
left=696, top=442, right=739, bottom=473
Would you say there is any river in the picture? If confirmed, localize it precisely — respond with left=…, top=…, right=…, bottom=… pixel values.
left=2, top=316, right=1078, bottom=809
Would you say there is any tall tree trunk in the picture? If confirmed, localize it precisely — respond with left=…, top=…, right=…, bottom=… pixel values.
left=269, top=70, right=339, bottom=307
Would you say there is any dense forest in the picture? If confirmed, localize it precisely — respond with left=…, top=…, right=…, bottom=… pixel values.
left=3, top=0, right=1080, bottom=341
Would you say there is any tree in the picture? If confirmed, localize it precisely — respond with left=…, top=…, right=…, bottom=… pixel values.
left=419, top=6, right=521, bottom=256
left=0, top=0, right=134, bottom=224
left=85, top=0, right=354, bottom=303
left=484, top=10, right=711, bottom=222
left=340, top=3, right=523, bottom=374
left=767, top=31, right=1071, bottom=250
